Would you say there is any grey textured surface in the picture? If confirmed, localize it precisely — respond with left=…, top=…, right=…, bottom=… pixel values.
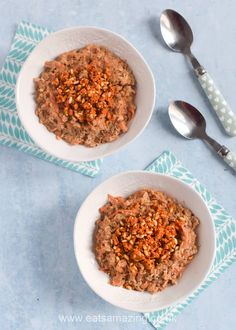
left=0, top=0, right=235, bottom=329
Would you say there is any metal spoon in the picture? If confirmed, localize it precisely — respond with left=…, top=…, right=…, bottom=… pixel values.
left=168, top=100, right=236, bottom=171
left=160, top=9, right=236, bottom=137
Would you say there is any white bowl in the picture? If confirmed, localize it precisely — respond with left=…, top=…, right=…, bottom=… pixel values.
left=74, top=171, right=216, bottom=312
left=16, top=27, right=156, bottom=162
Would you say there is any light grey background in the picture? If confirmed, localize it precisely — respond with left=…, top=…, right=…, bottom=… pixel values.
left=0, top=0, right=235, bottom=329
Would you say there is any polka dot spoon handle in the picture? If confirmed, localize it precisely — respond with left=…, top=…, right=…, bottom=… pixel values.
left=224, top=151, right=236, bottom=171
left=198, top=71, right=236, bottom=136
left=201, top=137, right=236, bottom=172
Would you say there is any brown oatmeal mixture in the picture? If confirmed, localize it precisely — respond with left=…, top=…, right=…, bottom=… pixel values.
left=34, top=44, right=136, bottom=147
left=94, top=189, right=199, bottom=293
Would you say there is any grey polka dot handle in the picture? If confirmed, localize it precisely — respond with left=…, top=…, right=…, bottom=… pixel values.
left=224, top=151, right=236, bottom=171
left=198, top=72, right=236, bottom=136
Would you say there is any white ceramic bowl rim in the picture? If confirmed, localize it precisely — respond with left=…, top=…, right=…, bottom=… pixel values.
left=16, top=26, right=156, bottom=162
left=73, top=171, right=216, bottom=312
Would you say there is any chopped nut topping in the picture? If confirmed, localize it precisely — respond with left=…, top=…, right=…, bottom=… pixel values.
left=54, top=65, right=115, bottom=124
left=34, top=45, right=136, bottom=147
left=95, top=189, right=199, bottom=293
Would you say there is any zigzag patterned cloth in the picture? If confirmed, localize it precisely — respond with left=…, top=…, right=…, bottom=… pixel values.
left=144, top=151, right=236, bottom=329
left=0, top=21, right=102, bottom=177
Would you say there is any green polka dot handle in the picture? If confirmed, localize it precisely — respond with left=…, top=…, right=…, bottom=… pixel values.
left=224, top=151, right=236, bottom=171
left=203, top=137, right=236, bottom=172
left=198, top=72, right=236, bottom=137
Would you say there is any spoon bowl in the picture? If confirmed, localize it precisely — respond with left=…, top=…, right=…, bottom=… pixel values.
left=168, top=100, right=236, bottom=172
left=160, top=9, right=193, bottom=53
left=168, top=101, right=206, bottom=139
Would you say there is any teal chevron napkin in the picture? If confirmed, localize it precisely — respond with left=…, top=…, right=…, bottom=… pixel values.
left=144, top=151, right=236, bottom=329
left=0, top=22, right=102, bottom=177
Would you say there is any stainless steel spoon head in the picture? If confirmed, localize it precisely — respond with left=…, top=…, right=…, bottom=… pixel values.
left=160, top=9, right=193, bottom=53
left=168, top=101, right=206, bottom=139
left=169, top=101, right=236, bottom=171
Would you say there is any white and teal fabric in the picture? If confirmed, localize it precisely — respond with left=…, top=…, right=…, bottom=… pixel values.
left=144, top=151, right=236, bottom=329
left=0, top=22, right=102, bottom=177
